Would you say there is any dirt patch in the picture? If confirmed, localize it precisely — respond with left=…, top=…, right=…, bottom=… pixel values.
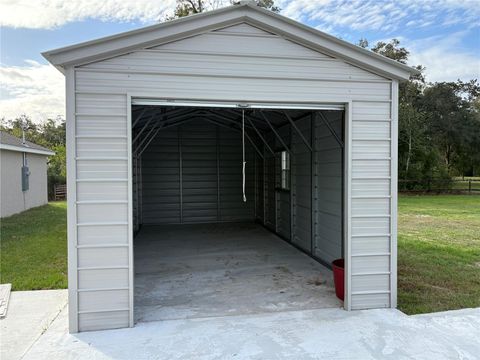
left=275, top=266, right=292, bottom=275
left=307, top=276, right=326, bottom=286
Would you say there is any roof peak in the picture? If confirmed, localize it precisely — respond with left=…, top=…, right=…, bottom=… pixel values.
left=43, top=3, right=417, bottom=80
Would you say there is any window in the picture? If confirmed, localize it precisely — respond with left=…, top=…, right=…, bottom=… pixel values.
left=280, top=150, right=290, bottom=190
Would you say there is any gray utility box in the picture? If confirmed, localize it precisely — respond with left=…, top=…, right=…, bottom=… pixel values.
left=21, top=165, right=30, bottom=191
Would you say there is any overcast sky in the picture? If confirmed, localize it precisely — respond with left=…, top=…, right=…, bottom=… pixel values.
left=1, top=0, right=479, bottom=123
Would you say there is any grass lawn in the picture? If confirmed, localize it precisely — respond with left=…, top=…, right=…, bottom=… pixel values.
left=398, top=195, right=480, bottom=314
left=0, top=202, right=67, bottom=290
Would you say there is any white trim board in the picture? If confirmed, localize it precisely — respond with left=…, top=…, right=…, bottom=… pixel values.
left=65, top=66, right=79, bottom=333
left=132, top=98, right=345, bottom=110
left=390, top=80, right=399, bottom=308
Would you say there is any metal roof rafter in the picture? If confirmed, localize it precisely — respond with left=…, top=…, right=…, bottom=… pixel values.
left=317, top=112, right=344, bottom=148
left=278, top=110, right=312, bottom=152
left=259, top=110, right=290, bottom=153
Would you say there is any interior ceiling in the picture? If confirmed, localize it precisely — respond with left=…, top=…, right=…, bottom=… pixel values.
left=132, top=105, right=314, bottom=133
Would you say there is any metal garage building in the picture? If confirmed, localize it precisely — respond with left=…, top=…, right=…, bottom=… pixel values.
left=44, top=2, right=416, bottom=332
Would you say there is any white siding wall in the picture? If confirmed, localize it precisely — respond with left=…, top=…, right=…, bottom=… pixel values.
left=350, top=100, right=393, bottom=309
left=70, top=22, right=395, bottom=331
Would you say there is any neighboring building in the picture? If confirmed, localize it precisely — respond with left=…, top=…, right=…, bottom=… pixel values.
left=0, top=131, right=55, bottom=217
left=43, top=2, right=417, bottom=332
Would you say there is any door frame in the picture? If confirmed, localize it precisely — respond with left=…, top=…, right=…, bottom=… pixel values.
left=126, top=95, right=351, bottom=326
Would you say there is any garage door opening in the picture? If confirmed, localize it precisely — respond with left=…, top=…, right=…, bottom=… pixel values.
left=131, top=102, right=345, bottom=323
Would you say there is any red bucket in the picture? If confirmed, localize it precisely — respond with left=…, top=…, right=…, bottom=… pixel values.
left=332, top=259, right=344, bottom=301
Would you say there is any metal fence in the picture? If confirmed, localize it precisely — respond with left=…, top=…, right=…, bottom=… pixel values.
left=399, top=178, right=480, bottom=194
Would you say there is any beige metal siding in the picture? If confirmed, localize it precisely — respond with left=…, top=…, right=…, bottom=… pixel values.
left=350, top=100, right=393, bottom=309
left=71, top=23, right=394, bottom=330
left=74, top=90, right=130, bottom=331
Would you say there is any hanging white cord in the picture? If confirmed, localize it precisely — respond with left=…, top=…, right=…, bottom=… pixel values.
left=242, top=110, right=247, bottom=202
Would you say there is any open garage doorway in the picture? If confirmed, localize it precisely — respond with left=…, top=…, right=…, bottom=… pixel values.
left=131, top=101, right=346, bottom=323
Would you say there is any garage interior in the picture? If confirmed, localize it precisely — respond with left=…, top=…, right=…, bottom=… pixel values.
left=131, top=102, right=345, bottom=322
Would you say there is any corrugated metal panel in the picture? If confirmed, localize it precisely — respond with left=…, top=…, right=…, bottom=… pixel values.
left=292, top=116, right=311, bottom=251
left=78, top=268, right=129, bottom=289
left=254, top=153, right=264, bottom=222
left=78, top=311, right=129, bottom=332
left=141, top=120, right=255, bottom=224
left=77, top=225, right=128, bottom=245
left=78, top=290, right=129, bottom=312
left=76, top=72, right=391, bottom=103
left=264, top=154, right=276, bottom=230
left=351, top=293, right=390, bottom=310
left=82, top=53, right=387, bottom=84
left=183, top=122, right=218, bottom=223
left=350, top=100, right=392, bottom=309
left=73, top=89, right=131, bottom=331
left=313, top=112, right=343, bottom=264
left=276, top=191, right=290, bottom=239
left=142, top=128, right=180, bottom=224
left=149, top=30, right=331, bottom=58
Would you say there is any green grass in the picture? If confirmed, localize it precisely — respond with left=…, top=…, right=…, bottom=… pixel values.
left=0, top=202, right=67, bottom=290
left=398, top=195, right=480, bottom=314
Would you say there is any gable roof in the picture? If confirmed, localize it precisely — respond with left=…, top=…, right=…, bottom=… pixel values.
left=43, top=1, right=418, bottom=80
left=0, top=131, right=55, bottom=156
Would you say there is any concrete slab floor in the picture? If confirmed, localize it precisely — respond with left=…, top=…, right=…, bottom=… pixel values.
left=134, top=222, right=341, bottom=322
left=0, top=289, right=67, bottom=360
left=23, top=305, right=480, bottom=360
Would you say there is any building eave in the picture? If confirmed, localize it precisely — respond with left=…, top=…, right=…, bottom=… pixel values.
left=0, top=144, right=55, bottom=156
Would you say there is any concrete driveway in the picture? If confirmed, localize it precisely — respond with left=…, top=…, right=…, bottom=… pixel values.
left=3, top=292, right=477, bottom=360
left=2, top=290, right=480, bottom=359
left=0, top=290, right=67, bottom=360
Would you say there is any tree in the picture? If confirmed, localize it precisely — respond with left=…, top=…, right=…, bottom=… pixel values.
left=356, top=38, right=369, bottom=49
left=422, top=80, right=480, bottom=175
left=166, top=0, right=280, bottom=20
left=371, top=39, right=409, bottom=64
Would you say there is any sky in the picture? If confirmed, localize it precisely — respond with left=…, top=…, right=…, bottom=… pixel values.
left=1, top=0, right=479, bottom=123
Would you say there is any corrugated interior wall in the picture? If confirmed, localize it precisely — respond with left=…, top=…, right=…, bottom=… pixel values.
left=274, top=125, right=291, bottom=240
left=140, top=119, right=255, bottom=224
left=313, top=112, right=344, bottom=264
left=263, top=138, right=276, bottom=230
left=71, top=21, right=394, bottom=331
left=291, top=115, right=312, bottom=253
